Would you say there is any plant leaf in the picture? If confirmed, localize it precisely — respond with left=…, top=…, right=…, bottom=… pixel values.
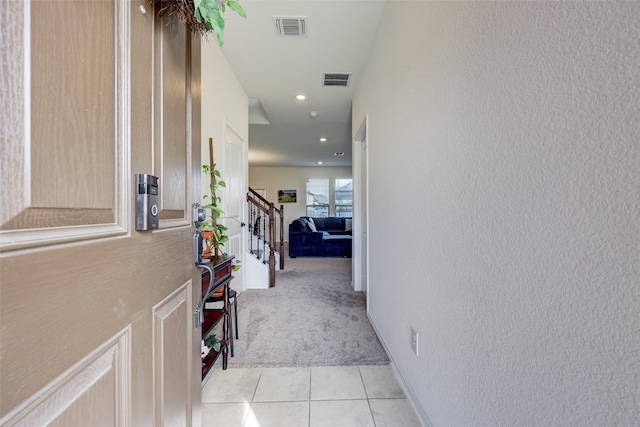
left=205, top=0, right=226, bottom=46
left=194, top=7, right=204, bottom=23
left=227, top=1, right=247, bottom=19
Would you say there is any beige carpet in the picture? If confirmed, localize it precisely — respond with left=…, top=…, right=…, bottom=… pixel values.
left=228, top=256, right=389, bottom=368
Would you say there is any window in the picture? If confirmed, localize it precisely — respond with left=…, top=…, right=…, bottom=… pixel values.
left=305, top=178, right=353, bottom=217
left=306, top=179, right=329, bottom=217
left=335, top=178, right=353, bottom=218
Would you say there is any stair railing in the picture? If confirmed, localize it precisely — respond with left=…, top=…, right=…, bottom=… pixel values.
left=247, top=188, right=285, bottom=287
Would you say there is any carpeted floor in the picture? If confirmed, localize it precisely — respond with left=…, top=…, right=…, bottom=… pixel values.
left=228, top=256, right=389, bottom=368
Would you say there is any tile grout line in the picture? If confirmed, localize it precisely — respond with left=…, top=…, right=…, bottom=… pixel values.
left=250, top=368, right=263, bottom=402
left=308, top=368, right=312, bottom=427
left=244, top=368, right=263, bottom=427
left=359, top=365, right=379, bottom=427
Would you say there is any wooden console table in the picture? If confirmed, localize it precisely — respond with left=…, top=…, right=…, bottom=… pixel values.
left=199, top=255, right=234, bottom=379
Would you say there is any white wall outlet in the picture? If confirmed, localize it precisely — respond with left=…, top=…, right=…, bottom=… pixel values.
left=411, top=327, right=419, bottom=356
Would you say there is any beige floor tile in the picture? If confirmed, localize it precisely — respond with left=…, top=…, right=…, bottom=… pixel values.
left=310, top=366, right=367, bottom=400
left=369, top=399, right=422, bottom=427
left=201, top=402, right=251, bottom=427
left=245, top=402, right=310, bottom=427
left=359, top=365, right=404, bottom=399
left=200, top=366, right=422, bottom=427
left=253, top=367, right=311, bottom=402
left=202, top=367, right=262, bottom=403
left=309, top=400, right=374, bottom=427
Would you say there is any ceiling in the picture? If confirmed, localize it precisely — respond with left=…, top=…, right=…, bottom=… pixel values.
left=218, top=1, right=386, bottom=167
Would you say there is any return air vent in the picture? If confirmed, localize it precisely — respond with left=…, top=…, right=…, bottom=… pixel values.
left=323, top=73, right=351, bottom=87
left=273, top=16, right=308, bottom=37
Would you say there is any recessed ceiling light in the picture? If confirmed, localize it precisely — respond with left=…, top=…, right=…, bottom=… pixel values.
left=319, top=137, right=327, bottom=142
left=309, top=111, right=318, bottom=118
left=296, top=94, right=306, bottom=100
left=317, top=161, right=323, bottom=165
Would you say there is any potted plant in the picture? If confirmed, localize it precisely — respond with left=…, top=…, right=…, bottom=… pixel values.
left=202, top=163, right=241, bottom=271
left=152, top=0, right=246, bottom=46
left=201, top=163, right=225, bottom=256
left=201, top=334, right=221, bottom=360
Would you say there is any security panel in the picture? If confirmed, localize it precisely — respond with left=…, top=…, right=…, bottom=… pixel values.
left=135, top=173, right=159, bottom=231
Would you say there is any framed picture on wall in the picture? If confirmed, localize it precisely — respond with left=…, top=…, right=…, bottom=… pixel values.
left=278, top=189, right=297, bottom=203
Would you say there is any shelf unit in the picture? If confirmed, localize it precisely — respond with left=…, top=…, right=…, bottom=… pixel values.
left=199, top=254, right=234, bottom=379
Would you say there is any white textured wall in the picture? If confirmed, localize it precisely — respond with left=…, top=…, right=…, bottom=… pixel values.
left=201, top=39, right=248, bottom=195
left=249, top=166, right=352, bottom=241
left=200, top=39, right=248, bottom=293
left=353, top=2, right=639, bottom=426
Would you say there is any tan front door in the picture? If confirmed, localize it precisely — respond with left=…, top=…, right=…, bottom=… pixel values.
left=1, top=1, right=202, bottom=425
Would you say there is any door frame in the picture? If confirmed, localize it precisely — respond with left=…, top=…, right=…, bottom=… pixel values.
left=352, top=115, right=369, bottom=305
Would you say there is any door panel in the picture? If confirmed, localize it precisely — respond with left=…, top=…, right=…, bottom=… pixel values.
left=154, top=284, right=192, bottom=427
left=30, top=0, right=115, bottom=211
left=0, top=1, right=201, bottom=424
left=156, top=17, right=189, bottom=221
left=2, top=328, right=129, bottom=427
left=1, top=0, right=125, bottom=244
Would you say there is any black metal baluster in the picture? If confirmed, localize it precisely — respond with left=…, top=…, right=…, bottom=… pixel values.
left=249, top=203, right=255, bottom=255
left=262, top=212, right=267, bottom=264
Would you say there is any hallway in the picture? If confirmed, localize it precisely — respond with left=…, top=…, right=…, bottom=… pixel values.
left=200, top=250, right=421, bottom=426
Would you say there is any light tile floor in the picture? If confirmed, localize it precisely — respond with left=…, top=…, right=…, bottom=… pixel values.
left=201, top=365, right=422, bottom=427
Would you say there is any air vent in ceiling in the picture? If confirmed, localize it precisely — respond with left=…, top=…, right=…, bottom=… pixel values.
left=323, top=73, right=351, bottom=87
left=273, top=16, right=308, bottom=37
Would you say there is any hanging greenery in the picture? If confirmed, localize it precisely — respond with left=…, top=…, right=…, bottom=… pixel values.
left=153, top=0, right=246, bottom=45
left=201, top=163, right=227, bottom=256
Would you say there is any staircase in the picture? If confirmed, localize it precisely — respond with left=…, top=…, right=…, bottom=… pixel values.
left=246, top=188, right=285, bottom=288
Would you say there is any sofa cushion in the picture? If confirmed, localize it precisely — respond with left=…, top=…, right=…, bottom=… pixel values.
left=307, top=217, right=318, bottom=232
left=322, top=234, right=351, bottom=241
left=291, top=218, right=309, bottom=232
left=322, top=217, right=343, bottom=231
left=307, top=217, right=324, bottom=230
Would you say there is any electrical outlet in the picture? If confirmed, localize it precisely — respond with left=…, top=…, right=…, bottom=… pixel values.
left=411, top=327, right=419, bottom=356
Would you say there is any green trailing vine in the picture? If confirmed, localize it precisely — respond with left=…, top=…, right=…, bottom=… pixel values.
left=202, top=163, right=227, bottom=255
left=202, top=163, right=241, bottom=271
left=194, top=0, right=246, bottom=46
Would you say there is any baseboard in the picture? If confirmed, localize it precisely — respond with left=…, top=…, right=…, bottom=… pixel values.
left=367, top=313, right=434, bottom=427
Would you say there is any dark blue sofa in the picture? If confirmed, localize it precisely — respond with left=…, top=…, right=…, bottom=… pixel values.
left=288, top=217, right=352, bottom=258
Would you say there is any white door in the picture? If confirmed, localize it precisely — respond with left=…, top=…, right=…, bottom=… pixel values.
left=222, top=122, right=247, bottom=291
left=0, top=1, right=202, bottom=425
